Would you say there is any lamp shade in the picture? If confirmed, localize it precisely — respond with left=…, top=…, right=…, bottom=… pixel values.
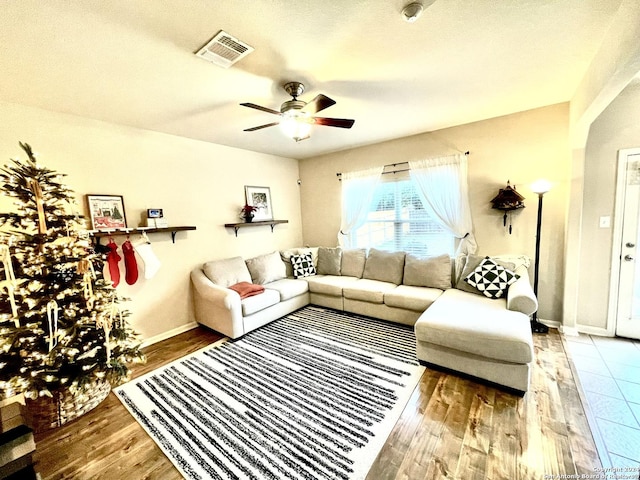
left=531, top=179, right=551, bottom=195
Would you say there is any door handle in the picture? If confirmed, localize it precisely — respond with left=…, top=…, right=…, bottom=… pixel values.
left=626, top=242, right=636, bottom=248
left=625, top=255, right=634, bottom=261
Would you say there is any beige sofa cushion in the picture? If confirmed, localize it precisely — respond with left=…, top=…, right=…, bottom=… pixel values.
left=403, top=254, right=452, bottom=289
left=343, top=279, right=397, bottom=304
left=241, top=288, right=280, bottom=316
left=246, top=252, right=287, bottom=285
left=362, top=248, right=406, bottom=285
left=341, top=248, right=367, bottom=278
left=306, top=275, right=358, bottom=296
left=384, top=285, right=443, bottom=311
left=415, top=288, right=533, bottom=364
left=317, top=247, right=342, bottom=275
left=264, top=278, right=309, bottom=301
left=203, top=256, right=252, bottom=287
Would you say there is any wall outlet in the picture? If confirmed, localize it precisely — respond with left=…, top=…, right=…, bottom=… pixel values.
left=599, top=216, right=611, bottom=228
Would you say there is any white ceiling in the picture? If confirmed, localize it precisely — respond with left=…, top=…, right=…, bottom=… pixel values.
left=0, top=0, right=623, bottom=160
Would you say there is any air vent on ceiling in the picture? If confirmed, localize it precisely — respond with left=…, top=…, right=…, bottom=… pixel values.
left=195, top=30, right=254, bottom=68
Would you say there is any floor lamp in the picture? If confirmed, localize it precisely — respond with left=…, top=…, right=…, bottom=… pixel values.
left=531, top=179, right=551, bottom=334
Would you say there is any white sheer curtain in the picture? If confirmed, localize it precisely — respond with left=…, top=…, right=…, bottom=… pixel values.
left=409, top=154, right=477, bottom=255
left=338, top=166, right=383, bottom=247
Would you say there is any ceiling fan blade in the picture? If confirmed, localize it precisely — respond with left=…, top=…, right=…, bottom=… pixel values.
left=312, top=117, right=355, bottom=129
left=240, top=103, right=282, bottom=116
left=301, top=94, right=336, bottom=114
left=243, top=122, right=280, bottom=132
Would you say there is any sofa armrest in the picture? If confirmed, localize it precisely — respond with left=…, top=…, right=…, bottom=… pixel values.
left=190, top=268, right=245, bottom=338
left=506, top=265, right=538, bottom=316
left=191, top=269, right=238, bottom=308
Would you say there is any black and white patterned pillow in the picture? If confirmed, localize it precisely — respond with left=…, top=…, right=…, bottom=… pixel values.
left=290, top=252, right=316, bottom=278
left=464, top=256, right=518, bottom=299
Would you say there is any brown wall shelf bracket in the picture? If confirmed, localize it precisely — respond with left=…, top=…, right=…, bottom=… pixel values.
left=224, top=220, right=288, bottom=237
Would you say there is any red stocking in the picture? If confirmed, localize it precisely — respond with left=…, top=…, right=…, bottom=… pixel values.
left=106, top=239, right=121, bottom=287
left=122, top=239, right=138, bottom=285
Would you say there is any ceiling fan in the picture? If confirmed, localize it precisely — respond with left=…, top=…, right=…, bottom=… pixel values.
left=240, top=82, right=355, bottom=142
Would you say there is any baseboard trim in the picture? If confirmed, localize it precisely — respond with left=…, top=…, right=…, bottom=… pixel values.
left=538, top=318, right=561, bottom=329
left=559, top=325, right=580, bottom=336
left=574, top=324, right=615, bottom=338
left=140, top=321, right=199, bottom=349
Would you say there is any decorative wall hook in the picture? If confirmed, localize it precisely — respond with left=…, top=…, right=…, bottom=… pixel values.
left=490, top=180, right=525, bottom=234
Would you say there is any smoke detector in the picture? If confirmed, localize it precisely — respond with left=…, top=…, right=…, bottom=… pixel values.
left=402, top=3, right=423, bottom=22
left=195, top=30, right=254, bottom=68
left=402, top=1, right=435, bottom=23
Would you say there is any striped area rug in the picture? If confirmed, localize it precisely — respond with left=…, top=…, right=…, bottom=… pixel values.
left=114, top=306, right=425, bottom=480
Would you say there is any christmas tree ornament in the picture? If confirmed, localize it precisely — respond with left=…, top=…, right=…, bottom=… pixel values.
left=122, top=238, right=138, bottom=285
left=77, top=258, right=96, bottom=310
left=27, top=178, right=47, bottom=235
left=0, top=243, right=20, bottom=325
left=46, top=300, right=59, bottom=352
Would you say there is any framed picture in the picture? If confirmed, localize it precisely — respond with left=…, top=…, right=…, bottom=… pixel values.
left=86, top=194, right=127, bottom=231
left=245, top=185, right=273, bottom=221
left=147, top=208, right=163, bottom=219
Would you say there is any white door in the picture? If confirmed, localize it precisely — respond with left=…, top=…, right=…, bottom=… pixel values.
left=615, top=149, right=640, bottom=339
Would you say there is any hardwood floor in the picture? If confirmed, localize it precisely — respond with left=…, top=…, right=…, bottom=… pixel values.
left=367, top=330, right=601, bottom=479
left=33, top=326, right=600, bottom=479
left=33, top=327, right=223, bottom=480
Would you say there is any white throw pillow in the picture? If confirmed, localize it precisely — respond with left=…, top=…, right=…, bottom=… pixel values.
left=456, top=254, right=515, bottom=295
left=464, top=256, right=518, bottom=299
left=290, top=252, right=316, bottom=278
left=281, top=247, right=318, bottom=277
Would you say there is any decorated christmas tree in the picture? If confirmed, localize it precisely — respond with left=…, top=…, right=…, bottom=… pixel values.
left=0, top=143, right=144, bottom=409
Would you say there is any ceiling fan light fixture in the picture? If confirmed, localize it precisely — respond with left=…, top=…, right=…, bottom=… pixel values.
left=241, top=81, right=354, bottom=139
left=402, top=2, right=424, bottom=23
left=280, top=112, right=312, bottom=142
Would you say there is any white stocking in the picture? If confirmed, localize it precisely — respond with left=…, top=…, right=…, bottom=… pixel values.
left=133, top=235, right=161, bottom=279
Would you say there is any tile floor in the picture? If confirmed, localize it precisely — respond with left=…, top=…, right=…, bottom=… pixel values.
left=563, top=333, right=640, bottom=470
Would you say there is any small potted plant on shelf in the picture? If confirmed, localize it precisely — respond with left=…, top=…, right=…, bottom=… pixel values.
left=240, top=204, right=258, bottom=223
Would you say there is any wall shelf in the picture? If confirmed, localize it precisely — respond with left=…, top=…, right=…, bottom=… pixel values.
left=224, top=220, right=288, bottom=237
left=91, top=226, right=196, bottom=244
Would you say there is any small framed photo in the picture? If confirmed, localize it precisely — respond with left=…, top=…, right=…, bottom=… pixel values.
left=147, top=208, right=163, bottom=219
left=245, top=185, right=273, bottom=221
left=86, top=194, right=127, bottom=231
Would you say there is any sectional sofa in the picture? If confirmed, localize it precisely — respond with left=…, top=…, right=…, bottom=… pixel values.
left=190, top=247, right=537, bottom=393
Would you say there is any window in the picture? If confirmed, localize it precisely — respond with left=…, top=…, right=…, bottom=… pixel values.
left=351, top=174, right=455, bottom=257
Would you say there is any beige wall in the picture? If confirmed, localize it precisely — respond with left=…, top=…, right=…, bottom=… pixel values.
left=0, top=100, right=303, bottom=342
left=577, top=81, right=640, bottom=331
left=299, top=103, right=570, bottom=322
left=563, top=0, right=640, bottom=332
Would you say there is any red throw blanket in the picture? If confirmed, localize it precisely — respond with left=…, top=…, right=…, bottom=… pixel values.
left=228, top=281, right=265, bottom=299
